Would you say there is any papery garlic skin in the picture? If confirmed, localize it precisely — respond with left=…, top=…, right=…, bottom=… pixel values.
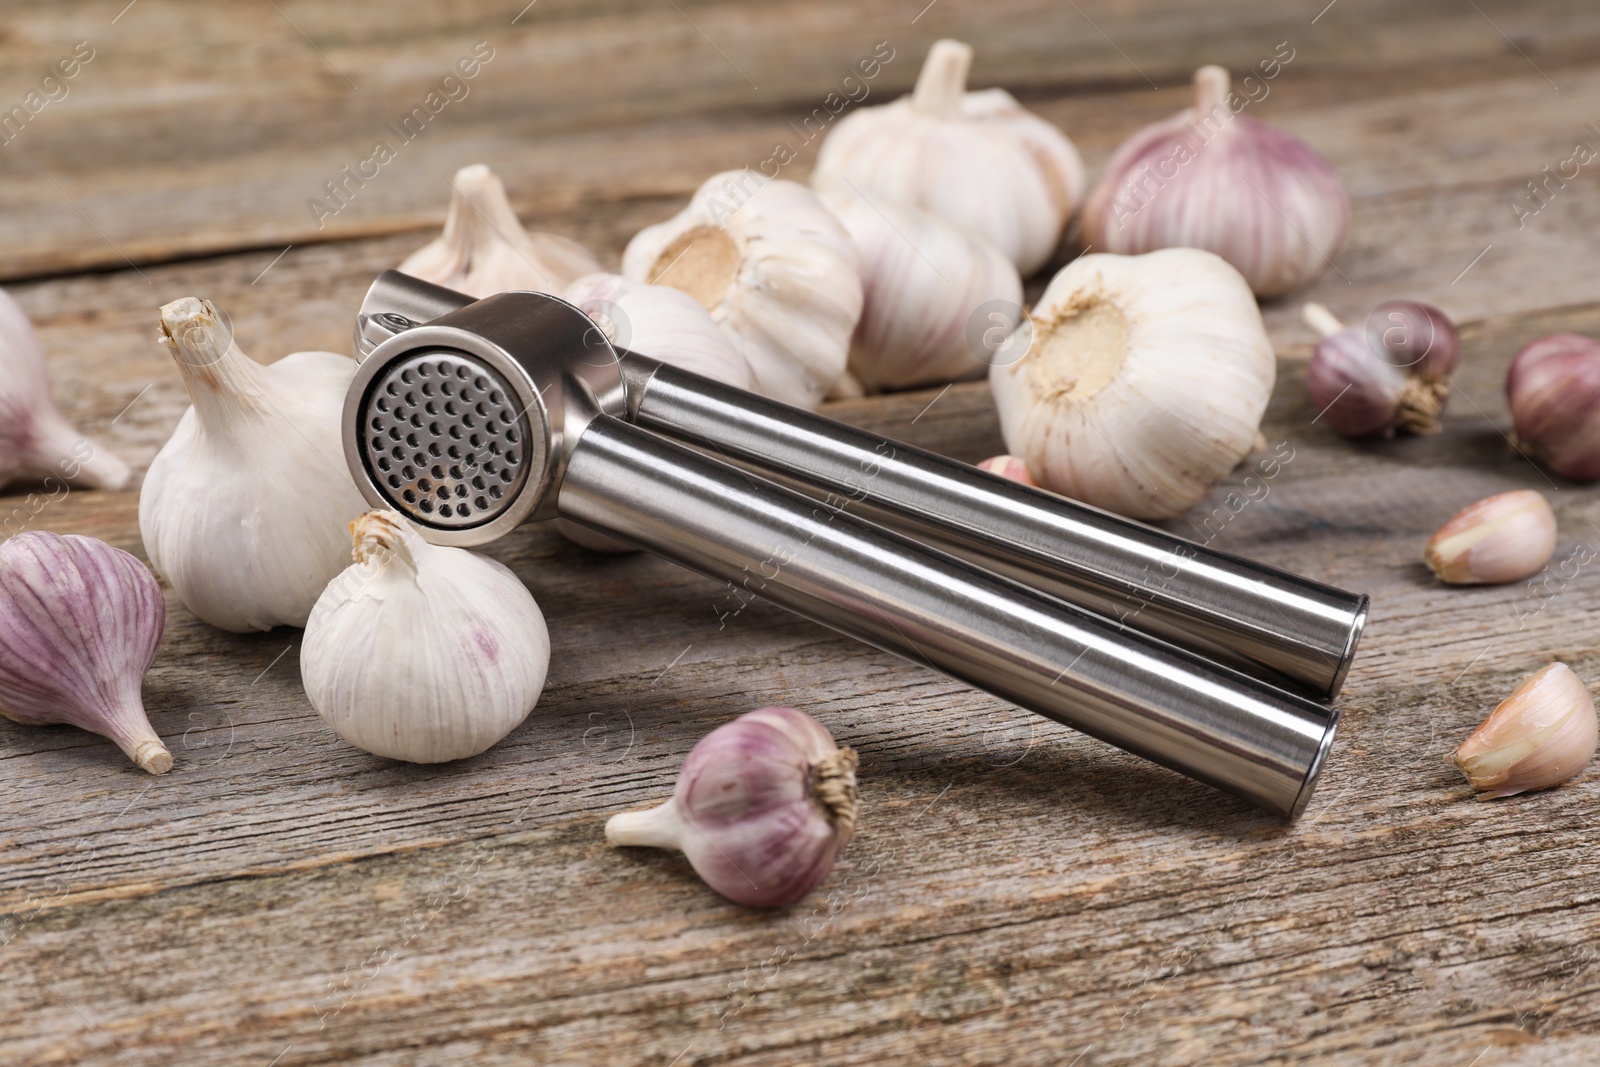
left=0, top=532, right=171, bottom=774
left=1304, top=301, right=1460, bottom=438
left=139, top=298, right=370, bottom=632
left=303, top=511, right=550, bottom=763
left=818, top=188, right=1022, bottom=391
left=989, top=248, right=1274, bottom=520
left=812, top=39, right=1084, bottom=276
left=1425, top=489, right=1556, bottom=585
left=564, top=273, right=751, bottom=390
left=400, top=163, right=603, bottom=298
left=605, top=706, right=858, bottom=909
left=1454, top=663, right=1597, bottom=799
left=0, top=287, right=131, bottom=493
left=622, top=171, right=862, bottom=409
left=1507, top=333, right=1600, bottom=480
left=1083, top=66, right=1348, bottom=298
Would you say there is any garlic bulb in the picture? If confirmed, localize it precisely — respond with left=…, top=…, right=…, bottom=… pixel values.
left=1425, top=490, right=1556, bottom=585
left=812, top=39, right=1084, bottom=276
left=400, top=163, right=603, bottom=298
left=1303, top=301, right=1459, bottom=438
left=1507, top=333, right=1600, bottom=480
left=621, top=171, right=862, bottom=409
left=989, top=248, right=1274, bottom=520
left=817, top=188, right=1022, bottom=391
left=0, top=532, right=171, bottom=774
left=0, top=286, right=130, bottom=493
left=564, top=273, right=751, bottom=389
left=1454, top=662, right=1597, bottom=799
left=1082, top=65, right=1348, bottom=298
left=302, top=510, right=550, bottom=763
left=139, top=298, right=370, bottom=632
left=976, top=455, right=1037, bottom=487
left=606, top=706, right=858, bottom=909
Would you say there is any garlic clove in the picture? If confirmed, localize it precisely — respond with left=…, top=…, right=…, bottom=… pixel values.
left=0, top=532, right=171, bottom=773
left=989, top=248, right=1274, bottom=520
left=812, top=39, right=1084, bottom=276
left=976, top=455, right=1037, bottom=487
left=302, top=510, right=551, bottom=763
left=817, top=188, right=1022, bottom=391
left=622, top=172, right=862, bottom=409
left=605, top=706, right=858, bottom=909
left=1424, top=489, right=1557, bottom=585
left=139, top=298, right=371, bottom=632
left=0, top=286, right=131, bottom=493
left=564, top=273, right=751, bottom=390
left=400, top=163, right=603, bottom=299
left=1303, top=301, right=1459, bottom=438
left=1506, top=333, right=1600, bottom=480
left=1083, top=65, right=1348, bottom=298
left=1454, top=662, right=1597, bottom=799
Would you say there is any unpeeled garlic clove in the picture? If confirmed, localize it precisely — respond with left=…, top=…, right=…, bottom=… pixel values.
left=622, top=171, right=863, bottom=409
left=812, top=39, right=1084, bottom=276
left=1454, top=662, right=1597, bottom=799
left=564, top=273, right=751, bottom=390
left=0, top=532, right=171, bottom=773
left=400, top=163, right=603, bottom=298
left=0, top=286, right=131, bottom=493
left=1082, top=65, right=1347, bottom=298
left=1506, top=333, right=1600, bottom=480
left=817, top=188, right=1022, bottom=391
left=302, top=510, right=551, bottom=763
left=1304, top=301, right=1460, bottom=438
left=976, top=455, right=1036, bottom=487
left=139, top=297, right=371, bottom=632
left=605, top=706, right=858, bottom=909
left=1424, top=489, right=1556, bottom=585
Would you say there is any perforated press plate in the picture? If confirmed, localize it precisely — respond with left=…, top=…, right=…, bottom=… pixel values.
left=359, top=351, right=534, bottom=528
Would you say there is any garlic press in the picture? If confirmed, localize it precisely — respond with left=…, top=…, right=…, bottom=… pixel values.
left=343, top=271, right=1368, bottom=818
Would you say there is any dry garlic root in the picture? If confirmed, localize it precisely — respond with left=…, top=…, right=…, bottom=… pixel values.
left=813, top=39, right=1084, bottom=276
left=302, top=511, right=551, bottom=764
left=1454, top=663, right=1597, bottom=799
left=1083, top=65, right=1347, bottom=298
left=0, top=286, right=130, bottom=493
left=139, top=298, right=370, bottom=632
left=400, top=163, right=603, bottom=298
left=989, top=248, right=1274, bottom=520
left=622, top=171, right=862, bottom=409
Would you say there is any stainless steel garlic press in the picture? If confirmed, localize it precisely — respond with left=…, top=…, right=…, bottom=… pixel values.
left=343, top=271, right=1368, bottom=819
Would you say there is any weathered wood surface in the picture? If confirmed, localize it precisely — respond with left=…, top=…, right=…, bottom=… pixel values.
left=6, top=3, right=1600, bottom=1065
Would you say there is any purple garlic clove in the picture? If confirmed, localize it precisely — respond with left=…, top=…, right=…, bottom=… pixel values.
left=605, top=706, right=859, bottom=909
left=1303, top=300, right=1459, bottom=438
left=0, top=532, right=171, bottom=773
left=1506, top=333, right=1600, bottom=480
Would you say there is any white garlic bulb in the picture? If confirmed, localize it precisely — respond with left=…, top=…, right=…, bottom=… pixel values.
left=817, top=188, right=1022, bottom=391
left=812, top=39, right=1085, bottom=276
left=0, top=286, right=130, bottom=493
left=400, top=163, right=603, bottom=298
left=989, top=248, right=1275, bottom=520
left=621, top=171, right=862, bottom=410
left=139, top=298, right=370, bottom=632
left=302, top=510, right=550, bottom=763
left=564, top=273, right=751, bottom=389
left=1082, top=65, right=1348, bottom=298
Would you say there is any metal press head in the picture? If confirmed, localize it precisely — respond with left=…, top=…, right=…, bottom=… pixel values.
left=343, top=274, right=627, bottom=547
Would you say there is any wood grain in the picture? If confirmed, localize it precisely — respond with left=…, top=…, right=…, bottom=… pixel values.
left=7, top=3, right=1600, bottom=1065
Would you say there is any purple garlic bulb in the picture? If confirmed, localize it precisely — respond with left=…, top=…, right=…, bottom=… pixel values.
left=605, top=706, right=859, bottom=909
left=1506, top=333, right=1600, bottom=480
left=1303, top=300, right=1460, bottom=437
left=0, top=532, right=171, bottom=773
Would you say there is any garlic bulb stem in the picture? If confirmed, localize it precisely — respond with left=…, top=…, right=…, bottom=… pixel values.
left=911, top=39, right=971, bottom=120
left=1191, top=65, right=1232, bottom=123
left=604, top=802, right=686, bottom=851
left=158, top=305, right=276, bottom=426
left=1302, top=302, right=1345, bottom=340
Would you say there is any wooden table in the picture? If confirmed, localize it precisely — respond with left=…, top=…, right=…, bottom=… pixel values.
left=4, top=2, right=1600, bottom=1063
